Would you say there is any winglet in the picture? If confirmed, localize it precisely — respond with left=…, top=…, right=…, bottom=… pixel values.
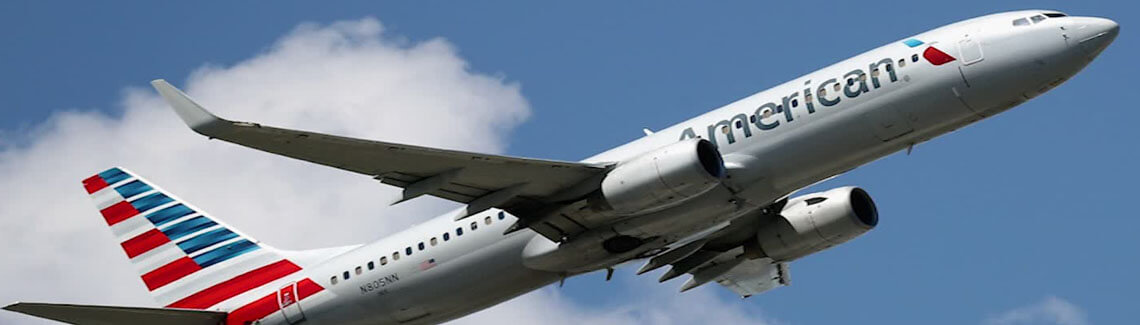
left=150, top=79, right=231, bottom=136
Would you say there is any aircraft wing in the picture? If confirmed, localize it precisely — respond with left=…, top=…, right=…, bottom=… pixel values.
left=635, top=207, right=789, bottom=296
left=640, top=242, right=790, bottom=297
left=3, top=302, right=227, bottom=325
left=711, top=258, right=790, bottom=297
left=151, top=80, right=611, bottom=228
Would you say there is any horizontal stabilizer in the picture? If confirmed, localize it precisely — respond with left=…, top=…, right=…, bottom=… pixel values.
left=4, top=302, right=225, bottom=325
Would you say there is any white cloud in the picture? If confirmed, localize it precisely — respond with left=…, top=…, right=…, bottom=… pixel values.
left=0, top=17, right=527, bottom=324
left=983, top=296, right=1089, bottom=325
left=0, top=16, right=781, bottom=325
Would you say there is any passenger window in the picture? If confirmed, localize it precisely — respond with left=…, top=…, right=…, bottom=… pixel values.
left=833, top=83, right=841, bottom=91
left=471, top=221, right=478, bottom=230
left=1031, top=15, right=1046, bottom=24
left=1013, top=18, right=1030, bottom=26
left=355, top=266, right=363, bottom=275
left=430, top=237, right=438, bottom=246
left=343, top=271, right=350, bottom=280
left=898, top=58, right=906, bottom=67
left=749, top=115, right=757, bottom=123
left=804, top=94, right=813, bottom=104
left=911, top=54, right=919, bottom=62
left=498, top=212, right=506, bottom=220
left=418, top=242, right=425, bottom=250
left=393, top=251, right=400, bottom=261
left=791, top=99, right=798, bottom=107
left=871, top=69, right=880, bottom=78
left=443, top=233, right=451, bottom=241
left=381, top=256, right=388, bottom=265
left=367, top=261, right=375, bottom=270
left=456, top=227, right=464, bottom=236
left=818, top=89, right=827, bottom=98
left=846, top=79, right=854, bottom=86
left=734, top=120, right=742, bottom=128
left=484, top=216, right=492, bottom=225
left=406, top=247, right=413, bottom=256
left=775, top=104, right=783, bottom=112
left=330, top=276, right=338, bottom=285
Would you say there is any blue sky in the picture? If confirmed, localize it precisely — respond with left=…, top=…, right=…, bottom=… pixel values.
left=1, top=1, right=1136, bottom=324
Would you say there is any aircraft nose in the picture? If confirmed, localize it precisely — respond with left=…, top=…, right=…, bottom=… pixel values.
left=1069, top=17, right=1119, bottom=58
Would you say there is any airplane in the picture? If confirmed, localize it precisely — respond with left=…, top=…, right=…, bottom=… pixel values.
left=3, top=9, right=1118, bottom=325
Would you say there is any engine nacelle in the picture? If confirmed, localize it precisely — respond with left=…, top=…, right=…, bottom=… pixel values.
left=755, top=186, right=878, bottom=261
left=598, top=138, right=725, bottom=215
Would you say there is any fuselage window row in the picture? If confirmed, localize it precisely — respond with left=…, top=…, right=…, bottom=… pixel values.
left=329, top=211, right=503, bottom=286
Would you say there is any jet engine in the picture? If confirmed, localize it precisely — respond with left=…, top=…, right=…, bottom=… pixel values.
left=755, top=186, right=878, bottom=261
left=597, top=138, right=725, bottom=215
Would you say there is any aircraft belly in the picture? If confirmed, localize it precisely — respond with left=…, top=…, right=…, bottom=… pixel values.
left=381, top=233, right=558, bottom=325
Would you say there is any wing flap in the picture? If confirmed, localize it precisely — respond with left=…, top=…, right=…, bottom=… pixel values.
left=4, top=302, right=226, bottom=325
left=712, top=258, right=790, bottom=297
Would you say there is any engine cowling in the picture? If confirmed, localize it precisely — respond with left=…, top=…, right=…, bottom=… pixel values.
left=755, top=186, right=878, bottom=261
left=598, top=138, right=725, bottom=214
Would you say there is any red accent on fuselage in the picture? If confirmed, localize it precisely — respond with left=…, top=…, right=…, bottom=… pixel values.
left=923, top=46, right=957, bottom=66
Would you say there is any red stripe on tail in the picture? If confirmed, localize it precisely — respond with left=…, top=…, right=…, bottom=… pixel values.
left=142, top=257, right=202, bottom=290
left=83, top=175, right=109, bottom=194
left=296, top=278, right=324, bottom=300
left=225, top=278, right=324, bottom=325
left=121, top=229, right=171, bottom=258
left=100, top=201, right=140, bottom=226
left=225, top=293, right=278, bottom=325
left=167, top=260, right=302, bottom=309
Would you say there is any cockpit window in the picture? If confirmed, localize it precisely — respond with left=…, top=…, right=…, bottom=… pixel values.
left=1044, top=13, right=1066, bottom=18
left=1012, top=18, right=1030, bottom=26
left=1030, top=15, right=1047, bottom=24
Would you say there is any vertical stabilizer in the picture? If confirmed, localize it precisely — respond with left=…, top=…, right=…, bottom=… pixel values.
left=83, top=167, right=328, bottom=323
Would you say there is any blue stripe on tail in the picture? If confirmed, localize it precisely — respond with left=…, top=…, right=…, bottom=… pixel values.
left=147, top=204, right=196, bottom=227
left=161, top=216, right=217, bottom=241
left=178, top=228, right=239, bottom=255
left=192, top=240, right=259, bottom=268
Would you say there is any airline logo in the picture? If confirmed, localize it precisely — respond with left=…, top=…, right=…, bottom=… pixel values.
left=84, top=167, right=328, bottom=324
left=904, top=38, right=957, bottom=65
left=923, top=46, right=956, bottom=65
left=903, top=38, right=924, bottom=47
left=680, top=38, right=960, bottom=146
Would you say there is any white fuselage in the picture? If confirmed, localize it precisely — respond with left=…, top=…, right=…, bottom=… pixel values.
left=250, top=11, right=1117, bottom=325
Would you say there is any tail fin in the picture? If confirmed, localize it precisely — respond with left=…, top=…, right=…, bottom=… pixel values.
left=82, top=167, right=325, bottom=319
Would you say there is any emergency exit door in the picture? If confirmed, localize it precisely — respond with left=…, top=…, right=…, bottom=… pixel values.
left=278, top=282, right=306, bottom=324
